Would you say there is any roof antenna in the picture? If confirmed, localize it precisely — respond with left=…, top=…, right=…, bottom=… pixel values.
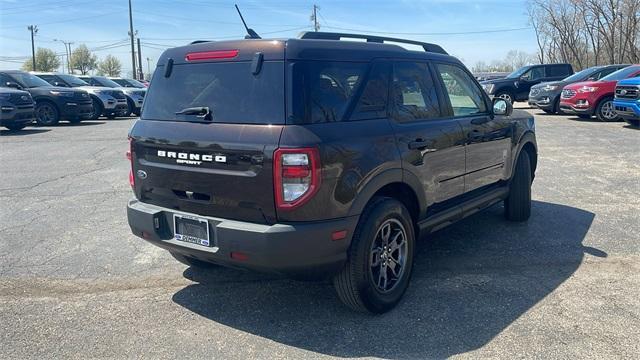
left=235, top=4, right=261, bottom=39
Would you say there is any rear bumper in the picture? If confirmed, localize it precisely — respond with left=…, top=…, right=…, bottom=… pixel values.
left=613, top=100, right=640, bottom=120
left=127, top=199, right=358, bottom=278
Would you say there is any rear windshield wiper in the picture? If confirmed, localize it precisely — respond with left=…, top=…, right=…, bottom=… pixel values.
left=175, top=106, right=212, bottom=120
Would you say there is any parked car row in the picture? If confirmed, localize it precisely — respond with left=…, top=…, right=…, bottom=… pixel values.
left=0, top=70, right=146, bottom=130
left=479, top=63, right=640, bottom=125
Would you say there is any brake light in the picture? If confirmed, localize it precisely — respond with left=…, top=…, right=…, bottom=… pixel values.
left=185, top=49, right=239, bottom=62
left=273, top=148, right=321, bottom=211
left=127, top=138, right=134, bottom=188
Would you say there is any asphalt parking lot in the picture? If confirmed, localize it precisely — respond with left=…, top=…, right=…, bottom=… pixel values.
left=1, top=108, right=639, bottom=359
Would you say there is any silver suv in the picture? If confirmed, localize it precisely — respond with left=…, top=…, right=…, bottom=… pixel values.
left=31, top=72, right=129, bottom=119
left=79, top=76, right=146, bottom=116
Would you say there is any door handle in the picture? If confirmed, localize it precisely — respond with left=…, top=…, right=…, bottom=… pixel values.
left=408, top=139, right=432, bottom=150
left=468, top=130, right=483, bottom=142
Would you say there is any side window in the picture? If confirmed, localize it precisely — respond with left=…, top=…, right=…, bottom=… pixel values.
left=435, top=63, right=487, bottom=117
left=595, top=68, right=617, bottom=80
left=350, top=62, right=390, bottom=121
left=38, top=75, right=56, bottom=85
left=290, top=61, right=367, bottom=123
left=522, top=67, right=545, bottom=81
left=391, top=62, right=440, bottom=122
left=547, top=65, right=569, bottom=77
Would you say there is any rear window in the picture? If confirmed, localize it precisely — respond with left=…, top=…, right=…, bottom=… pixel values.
left=601, top=65, right=640, bottom=81
left=142, top=61, right=285, bottom=124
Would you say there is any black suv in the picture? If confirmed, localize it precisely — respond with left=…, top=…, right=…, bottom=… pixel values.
left=481, top=63, right=574, bottom=103
left=0, top=87, right=35, bottom=131
left=0, top=70, right=93, bottom=125
left=127, top=32, right=538, bottom=313
left=528, top=64, right=629, bottom=114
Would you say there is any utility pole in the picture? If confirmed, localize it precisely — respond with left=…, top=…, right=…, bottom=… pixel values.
left=28, top=25, right=38, bottom=71
left=312, top=5, right=320, bottom=32
left=137, top=38, right=143, bottom=80
left=146, top=57, right=151, bottom=79
left=128, top=0, right=137, bottom=79
left=67, top=43, right=74, bottom=73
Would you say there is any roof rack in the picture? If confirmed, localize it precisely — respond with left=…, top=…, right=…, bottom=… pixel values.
left=299, top=31, right=448, bottom=55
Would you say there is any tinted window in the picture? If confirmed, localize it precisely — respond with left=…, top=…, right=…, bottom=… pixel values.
left=595, top=66, right=626, bottom=80
left=36, top=74, right=57, bottom=85
left=111, top=78, right=132, bottom=87
left=436, top=63, right=487, bottom=117
left=0, top=73, right=14, bottom=86
left=7, top=72, right=51, bottom=88
left=562, top=66, right=600, bottom=82
left=547, top=65, right=570, bottom=77
left=350, top=62, right=390, bottom=121
left=57, top=74, right=88, bottom=87
left=601, top=65, right=640, bottom=81
left=142, top=61, right=285, bottom=124
left=391, top=62, right=440, bottom=122
left=522, top=67, right=544, bottom=81
left=93, top=76, right=122, bottom=88
left=290, top=61, right=367, bottom=123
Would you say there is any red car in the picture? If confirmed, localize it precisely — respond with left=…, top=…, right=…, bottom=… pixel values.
left=560, top=64, right=640, bottom=121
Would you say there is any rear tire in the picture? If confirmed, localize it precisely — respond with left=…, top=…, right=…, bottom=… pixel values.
left=333, top=197, right=415, bottom=313
left=170, top=252, right=217, bottom=268
left=504, top=150, right=532, bottom=222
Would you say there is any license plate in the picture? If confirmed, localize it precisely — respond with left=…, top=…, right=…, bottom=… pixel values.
left=173, top=214, right=211, bottom=247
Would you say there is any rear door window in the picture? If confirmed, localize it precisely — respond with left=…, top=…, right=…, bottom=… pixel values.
left=142, top=61, right=285, bottom=124
left=390, top=62, right=441, bottom=122
left=289, top=61, right=367, bottom=123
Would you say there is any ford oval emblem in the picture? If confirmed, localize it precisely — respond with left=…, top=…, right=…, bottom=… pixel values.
left=136, top=170, right=147, bottom=179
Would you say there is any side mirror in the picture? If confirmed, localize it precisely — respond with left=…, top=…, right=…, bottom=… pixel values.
left=6, top=82, right=22, bottom=90
left=493, top=98, right=513, bottom=116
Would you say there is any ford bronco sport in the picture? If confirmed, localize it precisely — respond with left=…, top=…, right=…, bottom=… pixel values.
left=127, top=32, right=537, bottom=313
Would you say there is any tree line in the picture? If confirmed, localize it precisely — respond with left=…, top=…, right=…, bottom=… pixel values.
left=22, top=44, right=122, bottom=76
left=528, top=0, right=640, bottom=70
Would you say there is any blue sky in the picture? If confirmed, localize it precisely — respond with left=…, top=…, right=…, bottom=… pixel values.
left=0, top=0, right=536, bottom=75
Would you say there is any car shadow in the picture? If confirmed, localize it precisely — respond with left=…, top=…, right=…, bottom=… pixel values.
left=622, top=124, right=639, bottom=130
left=0, top=128, right=50, bottom=136
left=56, top=121, right=106, bottom=127
left=172, top=201, right=600, bottom=358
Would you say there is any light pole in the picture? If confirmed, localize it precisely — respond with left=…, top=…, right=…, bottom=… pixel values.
left=54, top=39, right=73, bottom=74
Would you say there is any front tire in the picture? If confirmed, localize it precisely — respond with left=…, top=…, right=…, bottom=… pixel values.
left=496, top=91, right=514, bottom=104
left=35, top=101, right=60, bottom=126
left=333, top=197, right=415, bottom=313
left=596, top=97, right=619, bottom=122
left=504, top=151, right=532, bottom=222
left=88, top=97, right=103, bottom=120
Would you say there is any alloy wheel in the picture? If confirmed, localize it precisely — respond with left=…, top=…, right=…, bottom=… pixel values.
left=369, top=218, right=408, bottom=293
left=600, top=101, right=617, bottom=120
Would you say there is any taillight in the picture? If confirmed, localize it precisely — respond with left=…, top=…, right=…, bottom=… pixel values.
left=127, top=138, right=134, bottom=188
left=273, top=148, right=321, bottom=210
left=185, top=49, right=239, bottom=62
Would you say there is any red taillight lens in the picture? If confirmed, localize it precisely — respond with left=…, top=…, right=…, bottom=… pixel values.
left=185, top=49, right=239, bottom=62
left=127, top=138, right=134, bottom=188
left=273, top=148, right=321, bottom=211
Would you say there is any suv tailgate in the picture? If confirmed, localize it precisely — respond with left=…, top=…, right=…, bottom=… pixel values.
left=130, top=121, right=282, bottom=224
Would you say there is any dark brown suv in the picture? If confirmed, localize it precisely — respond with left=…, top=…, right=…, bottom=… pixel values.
left=127, top=32, right=538, bottom=313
